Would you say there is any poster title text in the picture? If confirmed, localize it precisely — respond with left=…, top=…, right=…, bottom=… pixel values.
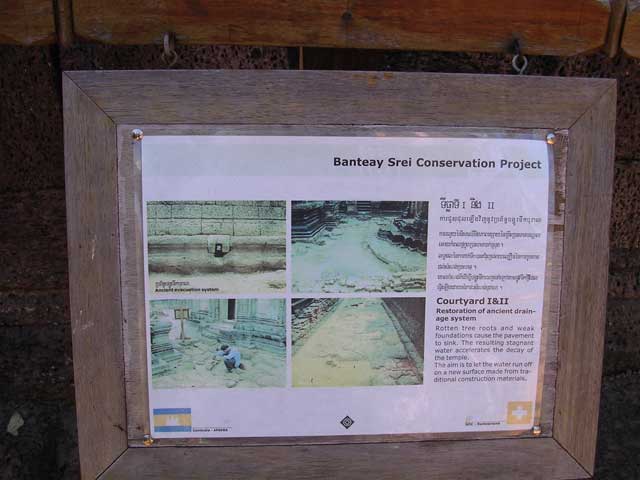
left=333, top=157, right=542, bottom=171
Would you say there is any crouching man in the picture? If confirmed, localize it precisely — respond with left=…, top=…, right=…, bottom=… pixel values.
left=215, top=344, right=245, bottom=372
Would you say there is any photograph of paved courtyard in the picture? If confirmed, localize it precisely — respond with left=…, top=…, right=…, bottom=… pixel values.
left=147, top=201, right=286, bottom=294
left=291, top=201, right=428, bottom=293
left=150, top=298, right=286, bottom=389
left=292, top=297, right=425, bottom=387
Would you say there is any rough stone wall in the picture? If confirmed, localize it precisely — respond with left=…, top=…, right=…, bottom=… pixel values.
left=1, top=42, right=639, bottom=479
left=148, top=201, right=286, bottom=236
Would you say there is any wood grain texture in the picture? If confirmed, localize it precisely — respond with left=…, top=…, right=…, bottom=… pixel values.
left=554, top=85, right=616, bottom=474
left=63, top=73, right=127, bottom=479
left=66, top=70, right=614, bottom=129
left=55, top=0, right=75, bottom=46
left=70, top=0, right=611, bottom=56
left=117, top=128, right=150, bottom=441
left=127, top=430, right=537, bottom=448
left=536, top=131, right=568, bottom=434
left=102, top=438, right=588, bottom=480
left=603, top=0, right=627, bottom=57
left=0, top=0, right=56, bottom=44
left=622, top=0, right=640, bottom=57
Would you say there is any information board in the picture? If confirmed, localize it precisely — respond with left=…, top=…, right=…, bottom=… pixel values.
left=141, top=135, right=550, bottom=438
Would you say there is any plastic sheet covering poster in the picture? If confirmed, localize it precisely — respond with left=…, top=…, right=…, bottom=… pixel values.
left=141, top=134, right=550, bottom=438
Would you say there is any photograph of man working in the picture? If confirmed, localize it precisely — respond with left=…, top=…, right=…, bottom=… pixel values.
left=214, top=344, right=246, bottom=372
left=150, top=299, right=284, bottom=388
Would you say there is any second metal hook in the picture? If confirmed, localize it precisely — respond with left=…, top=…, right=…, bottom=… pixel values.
left=161, top=32, right=179, bottom=68
left=511, top=39, right=528, bottom=75
left=512, top=54, right=528, bottom=75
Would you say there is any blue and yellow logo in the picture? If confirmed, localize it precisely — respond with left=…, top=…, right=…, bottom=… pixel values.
left=153, top=408, right=192, bottom=433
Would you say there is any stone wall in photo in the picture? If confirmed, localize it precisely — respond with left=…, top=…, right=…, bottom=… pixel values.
left=147, top=201, right=286, bottom=237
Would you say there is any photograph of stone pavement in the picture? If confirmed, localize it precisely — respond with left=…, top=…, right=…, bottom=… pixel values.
left=147, top=201, right=286, bottom=294
left=292, top=297, right=425, bottom=387
left=150, top=298, right=286, bottom=389
left=292, top=201, right=428, bottom=293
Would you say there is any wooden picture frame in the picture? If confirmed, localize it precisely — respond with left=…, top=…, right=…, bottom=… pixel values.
left=63, top=70, right=615, bottom=479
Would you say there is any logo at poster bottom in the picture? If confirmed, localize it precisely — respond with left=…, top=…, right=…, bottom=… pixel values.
left=340, top=415, right=355, bottom=429
left=153, top=408, right=192, bottom=432
left=506, top=401, right=533, bottom=425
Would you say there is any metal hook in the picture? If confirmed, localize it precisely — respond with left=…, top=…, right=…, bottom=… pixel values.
left=512, top=54, right=528, bottom=75
left=511, top=39, right=528, bottom=75
left=161, top=32, right=178, bottom=68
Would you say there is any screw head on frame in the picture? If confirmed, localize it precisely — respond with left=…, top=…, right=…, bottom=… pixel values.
left=546, top=133, right=556, bottom=145
left=131, top=128, right=144, bottom=141
left=143, top=434, right=154, bottom=446
left=532, top=425, right=542, bottom=436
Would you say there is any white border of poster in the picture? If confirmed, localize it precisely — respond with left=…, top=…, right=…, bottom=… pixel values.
left=141, top=135, right=550, bottom=438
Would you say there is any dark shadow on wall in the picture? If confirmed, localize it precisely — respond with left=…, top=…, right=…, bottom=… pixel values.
left=383, top=297, right=426, bottom=359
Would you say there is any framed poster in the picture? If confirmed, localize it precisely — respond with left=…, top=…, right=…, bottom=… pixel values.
left=140, top=132, right=550, bottom=438
left=63, top=70, right=615, bottom=479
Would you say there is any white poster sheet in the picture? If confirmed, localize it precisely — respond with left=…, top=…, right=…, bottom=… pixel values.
left=141, top=134, right=550, bottom=438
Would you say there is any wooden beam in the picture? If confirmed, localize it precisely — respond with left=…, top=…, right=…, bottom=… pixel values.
left=101, top=439, right=589, bottom=479
left=65, top=70, right=614, bottom=129
left=0, top=0, right=56, bottom=44
left=604, top=0, right=627, bottom=57
left=56, top=0, right=75, bottom=47
left=553, top=83, right=616, bottom=474
left=63, top=73, right=128, bottom=479
left=70, top=0, right=612, bottom=56
left=622, top=0, right=640, bottom=57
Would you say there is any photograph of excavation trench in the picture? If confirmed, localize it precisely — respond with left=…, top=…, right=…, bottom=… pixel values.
left=292, top=201, right=428, bottom=293
left=150, top=298, right=286, bottom=389
left=292, top=298, right=425, bottom=387
left=147, top=201, right=286, bottom=294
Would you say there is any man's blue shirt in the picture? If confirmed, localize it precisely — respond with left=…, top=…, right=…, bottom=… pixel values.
left=216, top=347, right=241, bottom=367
